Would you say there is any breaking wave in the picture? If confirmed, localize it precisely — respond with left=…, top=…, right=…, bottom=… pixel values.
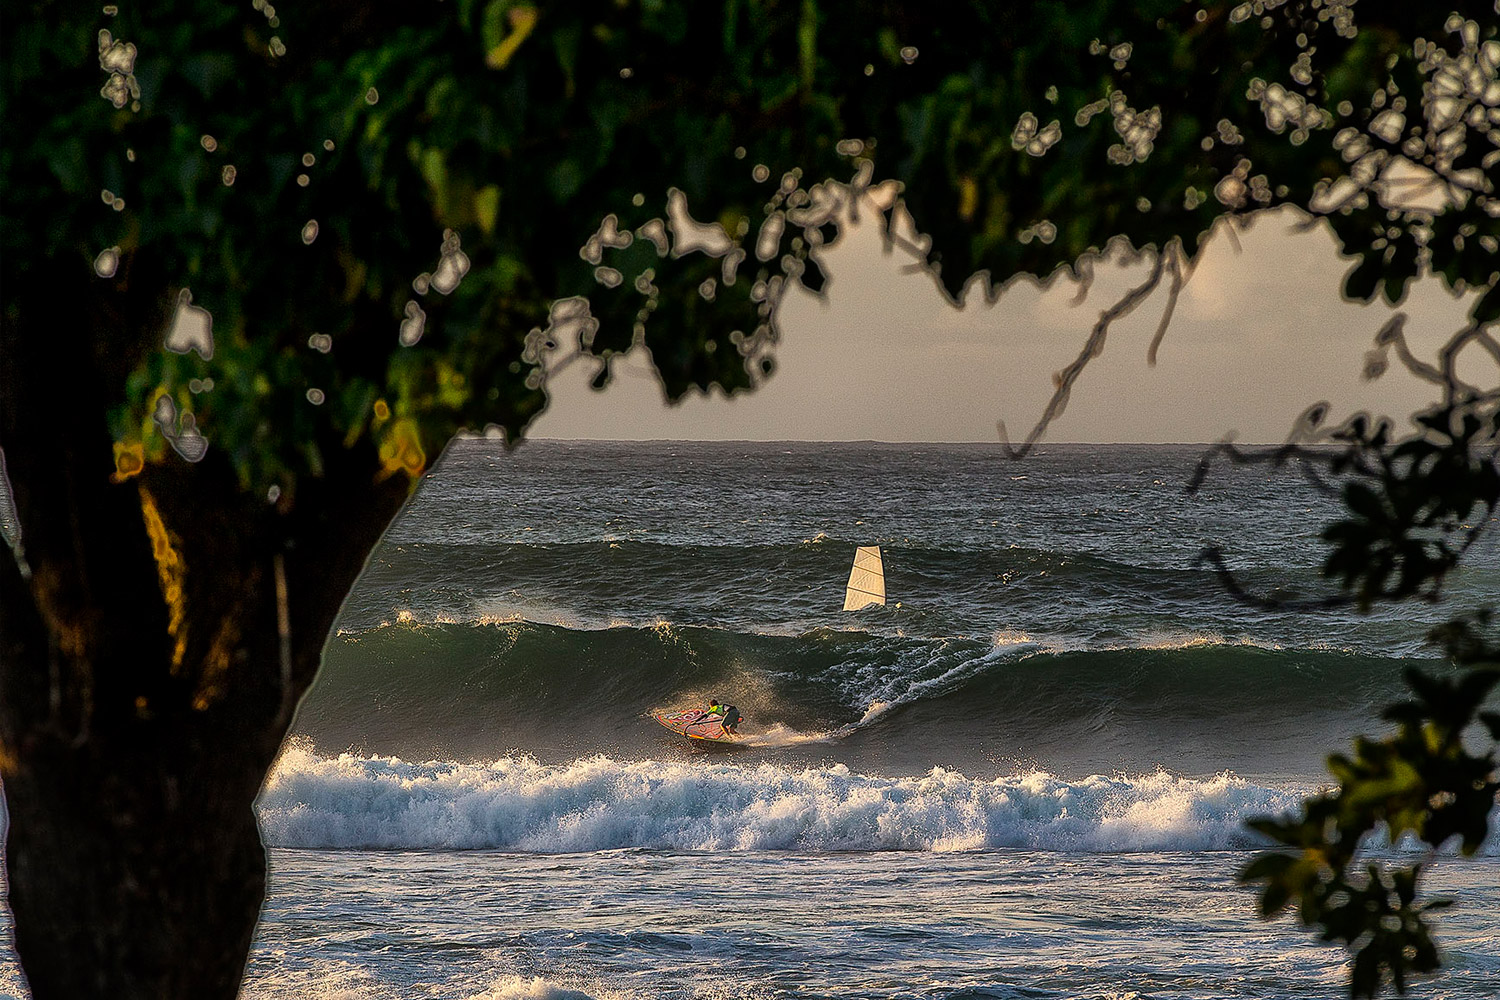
left=258, top=742, right=1313, bottom=854
left=292, top=618, right=1421, bottom=777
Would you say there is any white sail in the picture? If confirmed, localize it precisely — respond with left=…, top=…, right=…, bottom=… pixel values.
left=842, top=545, right=886, bottom=611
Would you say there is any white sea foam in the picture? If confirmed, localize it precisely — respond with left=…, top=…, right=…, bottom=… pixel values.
left=833, top=638, right=1038, bottom=727
left=254, top=743, right=1380, bottom=855
left=239, top=959, right=390, bottom=1000
left=240, top=966, right=611, bottom=1000
left=1128, top=629, right=1289, bottom=652
left=467, top=977, right=599, bottom=1000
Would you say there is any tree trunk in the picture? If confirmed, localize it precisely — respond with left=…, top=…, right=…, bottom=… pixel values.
left=0, top=598, right=279, bottom=995
left=0, top=474, right=408, bottom=999
left=0, top=258, right=411, bottom=997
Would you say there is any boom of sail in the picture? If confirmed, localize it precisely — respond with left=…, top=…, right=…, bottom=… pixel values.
left=842, top=545, right=886, bottom=611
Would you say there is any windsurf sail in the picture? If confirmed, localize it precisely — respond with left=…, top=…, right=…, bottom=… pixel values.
left=842, top=545, right=886, bottom=611
left=653, top=708, right=738, bottom=742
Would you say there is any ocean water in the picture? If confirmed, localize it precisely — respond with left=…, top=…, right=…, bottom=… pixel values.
left=4, top=441, right=1499, bottom=998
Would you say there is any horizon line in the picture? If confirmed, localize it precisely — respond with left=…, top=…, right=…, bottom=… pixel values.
left=508, top=436, right=1284, bottom=447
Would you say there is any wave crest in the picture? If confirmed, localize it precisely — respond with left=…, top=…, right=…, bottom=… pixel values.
left=257, top=743, right=1321, bottom=855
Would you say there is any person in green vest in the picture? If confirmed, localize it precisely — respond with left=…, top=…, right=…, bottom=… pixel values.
left=693, top=698, right=741, bottom=734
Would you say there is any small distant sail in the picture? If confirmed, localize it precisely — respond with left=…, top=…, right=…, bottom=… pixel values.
left=843, top=545, right=886, bottom=611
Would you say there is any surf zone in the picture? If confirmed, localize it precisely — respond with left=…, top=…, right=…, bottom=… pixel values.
left=256, top=742, right=1346, bottom=854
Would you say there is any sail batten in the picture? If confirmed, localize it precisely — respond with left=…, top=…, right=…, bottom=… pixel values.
left=842, top=546, right=886, bottom=611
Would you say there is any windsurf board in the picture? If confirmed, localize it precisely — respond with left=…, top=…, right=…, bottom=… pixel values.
left=653, top=708, right=739, bottom=743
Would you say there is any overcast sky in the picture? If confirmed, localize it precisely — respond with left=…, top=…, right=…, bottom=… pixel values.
left=529, top=206, right=1482, bottom=445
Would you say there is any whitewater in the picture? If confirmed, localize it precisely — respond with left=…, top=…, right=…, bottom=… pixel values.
left=257, top=744, right=1319, bottom=855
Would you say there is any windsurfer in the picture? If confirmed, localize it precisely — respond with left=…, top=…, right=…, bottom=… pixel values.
left=692, top=698, right=741, bottom=734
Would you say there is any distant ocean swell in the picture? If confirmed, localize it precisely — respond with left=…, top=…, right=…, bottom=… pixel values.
left=349, top=537, right=1328, bottom=634
left=258, top=743, right=1314, bottom=854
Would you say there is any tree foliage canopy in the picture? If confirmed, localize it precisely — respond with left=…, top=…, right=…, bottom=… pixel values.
left=5, top=1, right=1496, bottom=494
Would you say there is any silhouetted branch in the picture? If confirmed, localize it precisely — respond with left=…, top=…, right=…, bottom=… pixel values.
left=998, top=249, right=1169, bottom=458
left=1189, top=311, right=1499, bottom=612
left=1146, top=239, right=1188, bottom=367
left=1194, top=545, right=1353, bottom=611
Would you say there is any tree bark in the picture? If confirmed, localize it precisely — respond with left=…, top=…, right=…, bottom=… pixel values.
left=0, top=258, right=411, bottom=997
